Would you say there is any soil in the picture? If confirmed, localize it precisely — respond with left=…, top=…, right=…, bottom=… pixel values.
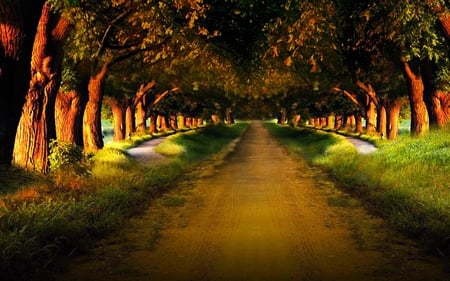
left=54, top=122, right=449, bottom=281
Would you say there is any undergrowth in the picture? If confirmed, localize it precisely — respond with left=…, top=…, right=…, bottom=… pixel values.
left=0, top=123, right=248, bottom=281
left=266, top=122, right=450, bottom=257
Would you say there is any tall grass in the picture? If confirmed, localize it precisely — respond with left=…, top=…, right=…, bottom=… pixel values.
left=266, top=123, right=450, bottom=256
left=0, top=123, right=248, bottom=281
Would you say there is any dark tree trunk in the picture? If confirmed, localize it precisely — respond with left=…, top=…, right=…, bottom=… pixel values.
left=0, top=0, right=44, bottom=164
left=149, top=114, right=157, bottom=134
left=403, top=59, right=429, bottom=136
left=55, top=89, right=84, bottom=146
left=355, top=115, right=363, bottom=134
left=12, top=3, right=68, bottom=173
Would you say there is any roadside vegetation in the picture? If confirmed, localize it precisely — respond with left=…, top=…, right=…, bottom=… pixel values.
left=0, top=123, right=248, bottom=281
left=265, top=122, right=450, bottom=257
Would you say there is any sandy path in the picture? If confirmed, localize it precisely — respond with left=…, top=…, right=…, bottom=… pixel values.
left=127, top=137, right=168, bottom=163
left=56, top=122, right=448, bottom=281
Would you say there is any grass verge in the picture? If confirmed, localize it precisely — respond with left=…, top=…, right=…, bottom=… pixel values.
left=265, top=122, right=450, bottom=257
left=0, top=123, right=248, bottom=281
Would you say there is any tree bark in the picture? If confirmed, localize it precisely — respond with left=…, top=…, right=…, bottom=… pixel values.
left=149, top=114, right=157, bottom=134
left=178, top=114, right=186, bottom=129
left=158, top=115, right=168, bottom=131
left=402, top=59, right=429, bottom=136
left=355, top=115, right=363, bottom=134
left=0, top=0, right=44, bottom=164
left=136, top=100, right=146, bottom=132
left=125, top=100, right=135, bottom=137
left=326, top=115, right=334, bottom=129
left=12, top=3, right=68, bottom=173
left=83, top=63, right=108, bottom=153
left=377, top=103, right=387, bottom=138
left=186, top=117, right=193, bottom=127
left=169, top=115, right=178, bottom=131
left=385, top=97, right=406, bottom=140
left=55, top=89, right=84, bottom=146
left=106, top=98, right=127, bottom=141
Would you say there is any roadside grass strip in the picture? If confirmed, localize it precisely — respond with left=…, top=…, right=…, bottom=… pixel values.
left=0, top=123, right=248, bottom=281
left=265, top=123, right=450, bottom=257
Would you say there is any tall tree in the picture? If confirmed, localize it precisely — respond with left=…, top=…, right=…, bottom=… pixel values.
left=12, top=2, right=69, bottom=173
left=0, top=0, right=45, bottom=163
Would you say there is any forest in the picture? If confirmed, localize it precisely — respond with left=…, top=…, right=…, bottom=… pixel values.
left=0, top=0, right=449, bottom=174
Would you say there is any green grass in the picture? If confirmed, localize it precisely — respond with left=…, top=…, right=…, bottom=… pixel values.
left=0, top=123, right=248, bottom=281
left=266, top=122, right=450, bottom=256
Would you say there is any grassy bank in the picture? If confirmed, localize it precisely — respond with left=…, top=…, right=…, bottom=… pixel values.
left=0, top=123, right=248, bottom=281
left=265, top=122, right=450, bottom=256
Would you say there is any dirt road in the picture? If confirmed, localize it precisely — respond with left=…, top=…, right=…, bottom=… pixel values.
left=56, top=122, right=448, bottom=281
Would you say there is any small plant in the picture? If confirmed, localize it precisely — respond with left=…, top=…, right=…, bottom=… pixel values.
left=48, top=140, right=88, bottom=175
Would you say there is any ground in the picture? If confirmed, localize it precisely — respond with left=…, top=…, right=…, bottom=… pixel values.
left=55, top=122, right=448, bottom=281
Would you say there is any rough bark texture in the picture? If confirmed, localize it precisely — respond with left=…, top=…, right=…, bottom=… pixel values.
left=403, top=59, right=429, bottom=136
left=55, top=89, right=84, bottom=146
left=12, top=3, right=68, bottom=173
left=0, top=0, right=43, bottom=164
left=83, top=64, right=107, bottom=153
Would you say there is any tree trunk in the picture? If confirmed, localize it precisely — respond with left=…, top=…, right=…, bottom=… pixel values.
left=355, top=115, right=363, bottom=134
left=106, top=98, right=127, bottom=142
left=0, top=0, right=44, bottom=164
left=377, top=103, right=387, bottom=138
left=149, top=114, right=157, bottom=134
left=320, top=117, right=327, bottom=127
left=334, top=115, right=342, bottom=130
left=83, top=63, right=108, bottom=153
left=12, top=3, right=68, bottom=173
left=344, top=115, right=354, bottom=130
left=420, top=60, right=450, bottom=128
left=125, top=101, right=135, bottom=138
left=169, top=114, right=178, bottom=131
left=136, top=99, right=147, bottom=132
left=158, top=115, right=168, bottom=131
left=211, top=114, right=220, bottom=124
left=365, top=98, right=377, bottom=133
left=178, top=114, right=186, bottom=129
left=403, top=59, right=429, bottom=136
left=186, top=117, right=193, bottom=127
left=386, top=98, right=406, bottom=140
left=326, top=115, right=333, bottom=129
left=197, top=118, right=203, bottom=127
left=55, top=89, right=84, bottom=146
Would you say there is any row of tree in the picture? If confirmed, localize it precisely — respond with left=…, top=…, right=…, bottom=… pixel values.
left=0, top=0, right=243, bottom=174
left=1, top=0, right=450, bottom=174
left=258, top=0, right=450, bottom=138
